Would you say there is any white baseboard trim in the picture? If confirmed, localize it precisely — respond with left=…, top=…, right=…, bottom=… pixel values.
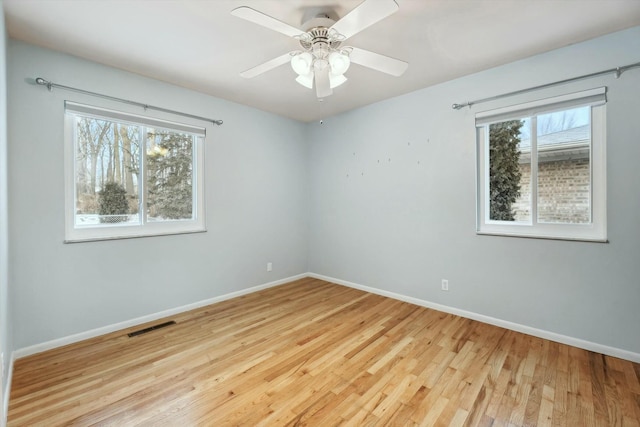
left=13, top=272, right=640, bottom=364
left=308, top=273, right=640, bottom=363
left=2, top=352, right=14, bottom=427
left=14, top=273, right=308, bottom=360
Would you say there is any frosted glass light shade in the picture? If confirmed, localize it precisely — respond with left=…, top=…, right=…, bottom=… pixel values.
left=291, top=52, right=313, bottom=75
left=295, top=73, right=314, bottom=89
left=329, top=74, right=347, bottom=88
left=292, top=50, right=351, bottom=92
left=328, top=51, right=350, bottom=75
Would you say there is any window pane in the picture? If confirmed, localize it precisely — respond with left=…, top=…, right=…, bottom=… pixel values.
left=488, top=119, right=529, bottom=222
left=513, top=118, right=532, bottom=222
left=74, top=116, right=141, bottom=227
left=536, top=106, right=591, bottom=224
left=146, top=128, right=194, bottom=222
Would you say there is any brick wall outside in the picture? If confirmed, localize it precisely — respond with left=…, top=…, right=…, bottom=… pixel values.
left=513, top=158, right=590, bottom=223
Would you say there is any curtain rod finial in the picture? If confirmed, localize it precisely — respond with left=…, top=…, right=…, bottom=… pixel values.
left=35, top=77, right=53, bottom=91
left=452, top=102, right=471, bottom=110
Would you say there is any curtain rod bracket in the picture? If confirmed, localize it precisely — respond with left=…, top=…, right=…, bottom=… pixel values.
left=33, top=77, right=223, bottom=126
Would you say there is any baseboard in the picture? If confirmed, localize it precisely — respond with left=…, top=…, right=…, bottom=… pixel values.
left=308, top=273, right=640, bottom=363
left=13, top=273, right=308, bottom=360
left=13, top=272, right=640, bottom=364
left=2, top=352, right=13, bottom=427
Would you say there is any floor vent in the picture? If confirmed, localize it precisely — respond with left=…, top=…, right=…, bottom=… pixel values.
left=127, top=320, right=176, bottom=337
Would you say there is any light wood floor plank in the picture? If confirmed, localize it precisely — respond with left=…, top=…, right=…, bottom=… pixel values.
left=8, top=278, right=640, bottom=426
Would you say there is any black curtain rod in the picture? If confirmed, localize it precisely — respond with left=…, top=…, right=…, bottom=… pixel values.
left=34, top=77, right=223, bottom=126
left=452, top=61, right=640, bottom=110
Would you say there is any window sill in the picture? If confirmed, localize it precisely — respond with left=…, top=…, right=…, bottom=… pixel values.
left=64, top=228, right=206, bottom=243
left=476, top=230, right=608, bottom=243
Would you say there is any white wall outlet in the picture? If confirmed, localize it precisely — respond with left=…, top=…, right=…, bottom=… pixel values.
left=267, top=262, right=273, bottom=272
left=441, top=279, right=449, bottom=291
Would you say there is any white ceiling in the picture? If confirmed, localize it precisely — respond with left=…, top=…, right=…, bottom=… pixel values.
left=4, top=0, right=640, bottom=122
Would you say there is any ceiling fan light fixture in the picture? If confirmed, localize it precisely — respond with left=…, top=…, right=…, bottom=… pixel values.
left=314, top=58, right=329, bottom=72
left=295, top=73, right=314, bottom=89
left=233, top=0, right=408, bottom=100
left=291, top=52, right=313, bottom=75
left=328, top=51, right=350, bottom=75
left=329, top=73, right=347, bottom=89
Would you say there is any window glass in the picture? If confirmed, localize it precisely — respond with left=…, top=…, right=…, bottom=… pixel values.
left=74, top=117, right=141, bottom=227
left=146, top=128, right=195, bottom=222
left=488, top=118, right=530, bottom=223
left=536, top=106, right=591, bottom=224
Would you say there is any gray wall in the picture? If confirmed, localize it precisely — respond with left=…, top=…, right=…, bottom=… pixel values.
left=0, top=0, right=12, bottom=414
left=8, top=40, right=309, bottom=349
left=308, top=26, right=640, bottom=354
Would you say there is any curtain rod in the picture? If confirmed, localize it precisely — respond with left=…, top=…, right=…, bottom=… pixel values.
left=34, top=77, right=223, bottom=126
left=452, top=61, right=640, bottom=110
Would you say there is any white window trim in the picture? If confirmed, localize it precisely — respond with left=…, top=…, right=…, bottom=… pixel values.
left=64, top=102, right=206, bottom=243
left=476, top=88, right=607, bottom=242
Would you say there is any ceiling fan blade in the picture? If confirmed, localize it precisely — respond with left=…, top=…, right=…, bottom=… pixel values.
left=231, top=7, right=302, bottom=38
left=330, top=0, right=399, bottom=40
left=240, top=53, right=292, bottom=78
left=314, top=67, right=332, bottom=98
left=349, top=47, right=408, bottom=77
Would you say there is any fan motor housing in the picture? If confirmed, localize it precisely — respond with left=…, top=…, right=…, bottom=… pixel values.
left=301, top=13, right=335, bottom=31
left=299, top=15, right=343, bottom=53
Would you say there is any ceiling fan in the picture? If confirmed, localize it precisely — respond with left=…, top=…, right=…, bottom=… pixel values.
left=231, top=0, right=408, bottom=99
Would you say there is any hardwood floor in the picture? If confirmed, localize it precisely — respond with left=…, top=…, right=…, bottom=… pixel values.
left=8, top=278, right=640, bottom=426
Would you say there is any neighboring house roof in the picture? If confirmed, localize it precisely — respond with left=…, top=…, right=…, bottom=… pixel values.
left=519, top=124, right=590, bottom=162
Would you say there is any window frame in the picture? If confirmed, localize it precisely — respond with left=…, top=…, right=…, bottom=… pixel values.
left=475, top=88, right=607, bottom=242
left=64, top=102, right=206, bottom=243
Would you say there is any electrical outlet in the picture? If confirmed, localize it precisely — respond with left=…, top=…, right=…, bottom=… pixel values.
left=267, top=262, right=273, bottom=272
left=441, top=279, right=449, bottom=291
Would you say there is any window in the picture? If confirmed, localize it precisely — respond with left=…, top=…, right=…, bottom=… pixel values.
left=64, top=102, right=205, bottom=242
left=476, top=88, right=606, bottom=241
